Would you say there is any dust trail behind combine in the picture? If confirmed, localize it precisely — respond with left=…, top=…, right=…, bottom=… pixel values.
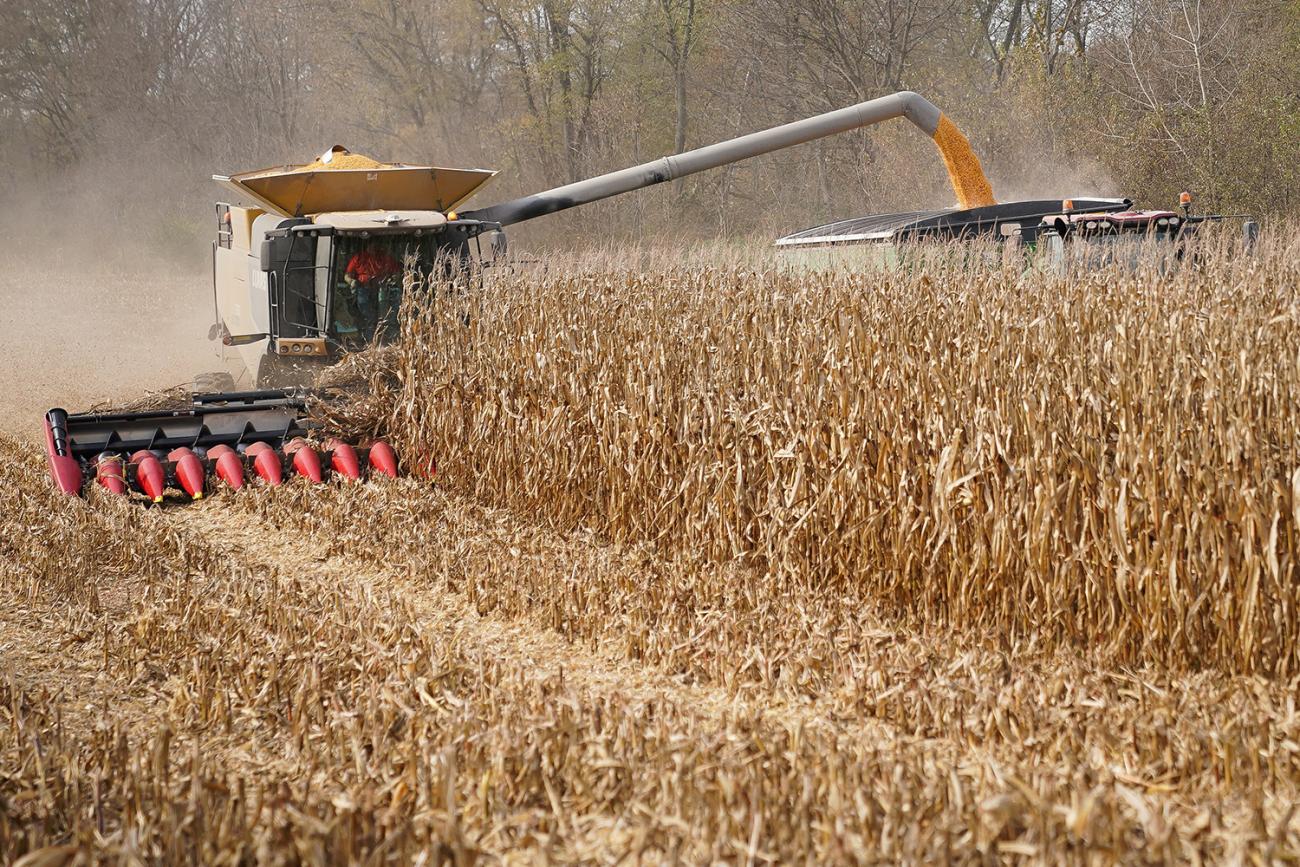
left=0, top=266, right=215, bottom=439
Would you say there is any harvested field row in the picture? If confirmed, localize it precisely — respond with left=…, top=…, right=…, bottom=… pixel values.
left=330, top=235, right=1300, bottom=676
left=5, top=434, right=1300, bottom=862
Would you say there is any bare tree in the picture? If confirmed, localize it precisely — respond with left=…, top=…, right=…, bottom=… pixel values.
left=972, top=0, right=1112, bottom=79
left=0, top=0, right=109, bottom=164
left=1, top=0, right=1296, bottom=244
left=479, top=0, right=623, bottom=182
left=647, top=0, right=701, bottom=160
left=329, top=0, right=498, bottom=154
left=1095, top=0, right=1243, bottom=202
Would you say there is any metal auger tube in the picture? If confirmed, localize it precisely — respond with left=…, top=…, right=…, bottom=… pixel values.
left=462, top=91, right=943, bottom=227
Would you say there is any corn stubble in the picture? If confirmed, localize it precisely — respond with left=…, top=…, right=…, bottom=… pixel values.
left=6, top=234, right=1300, bottom=862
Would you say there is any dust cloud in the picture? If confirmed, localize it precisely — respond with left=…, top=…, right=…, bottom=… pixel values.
left=0, top=262, right=217, bottom=441
left=984, top=150, right=1120, bottom=208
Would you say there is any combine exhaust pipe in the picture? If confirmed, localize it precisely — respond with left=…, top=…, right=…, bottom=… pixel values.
left=465, top=91, right=952, bottom=227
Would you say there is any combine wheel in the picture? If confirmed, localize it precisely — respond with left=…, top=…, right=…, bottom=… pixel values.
left=192, top=371, right=236, bottom=394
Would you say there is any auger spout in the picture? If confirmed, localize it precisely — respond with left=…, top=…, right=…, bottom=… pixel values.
left=463, top=91, right=995, bottom=226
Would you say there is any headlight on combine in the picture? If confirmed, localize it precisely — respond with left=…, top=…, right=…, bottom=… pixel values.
left=276, top=338, right=328, bottom=357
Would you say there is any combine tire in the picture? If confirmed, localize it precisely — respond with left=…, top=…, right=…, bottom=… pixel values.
left=193, top=372, right=237, bottom=394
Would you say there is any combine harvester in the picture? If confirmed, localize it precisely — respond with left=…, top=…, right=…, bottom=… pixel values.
left=42, top=90, right=1231, bottom=502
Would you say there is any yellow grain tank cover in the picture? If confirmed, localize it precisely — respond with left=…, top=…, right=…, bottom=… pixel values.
left=214, top=148, right=497, bottom=218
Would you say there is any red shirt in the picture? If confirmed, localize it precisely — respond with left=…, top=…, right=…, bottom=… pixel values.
left=346, top=249, right=400, bottom=283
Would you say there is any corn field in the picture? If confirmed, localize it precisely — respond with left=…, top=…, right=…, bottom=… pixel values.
left=346, top=233, right=1300, bottom=678
left=6, top=235, right=1300, bottom=862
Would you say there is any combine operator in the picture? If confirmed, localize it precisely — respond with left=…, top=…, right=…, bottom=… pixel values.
left=343, top=242, right=401, bottom=340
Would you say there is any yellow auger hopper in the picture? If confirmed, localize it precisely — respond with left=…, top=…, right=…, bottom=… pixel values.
left=213, top=146, right=497, bottom=217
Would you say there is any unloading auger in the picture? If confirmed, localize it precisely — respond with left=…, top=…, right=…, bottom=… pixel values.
left=461, top=91, right=993, bottom=226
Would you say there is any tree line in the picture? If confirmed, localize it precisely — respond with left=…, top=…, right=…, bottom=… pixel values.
left=2, top=0, right=1296, bottom=247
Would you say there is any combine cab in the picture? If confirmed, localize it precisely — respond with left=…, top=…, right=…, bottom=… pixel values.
left=43, top=391, right=400, bottom=502
left=210, top=150, right=500, bottom=387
